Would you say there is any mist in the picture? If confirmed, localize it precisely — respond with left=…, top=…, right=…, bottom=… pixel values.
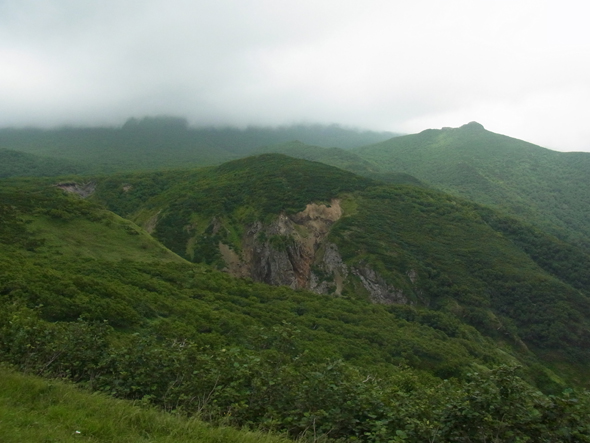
left=1, top=0, right=589, bottom=151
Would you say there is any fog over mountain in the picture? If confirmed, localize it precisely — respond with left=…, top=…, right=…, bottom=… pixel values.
left=1, top=0, right=589, bottom=151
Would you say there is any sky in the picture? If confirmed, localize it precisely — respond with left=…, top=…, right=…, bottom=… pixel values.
left=1, top=0, right=589, bottom=151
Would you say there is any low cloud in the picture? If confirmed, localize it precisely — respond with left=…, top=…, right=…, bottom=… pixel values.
left=1, top=0, right=589, bottom=150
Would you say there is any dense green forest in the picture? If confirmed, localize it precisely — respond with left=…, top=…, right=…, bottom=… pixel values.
left=2, top=125, right=590, bottom=441
left=1, top=177, right=589, bottom=441
left=87, top=156, right=590, bottom=369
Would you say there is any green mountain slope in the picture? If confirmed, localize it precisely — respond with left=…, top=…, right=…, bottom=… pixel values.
left=254, top=141, right=424, bottom=185
left=0, top=118, right=399, bottom=175
left=0, top=149, right=88, bottom=178
left=0, top=124, right=235, bottom=174
left=0, top=368, right=289, bottom=443
left=353, top=122, right=590, bottom=249
left=2, top=173, right=510, bottom=376
left=0, top=180, right=182, bottom=263
left=254, top=141, right=378, bottom=174
left=2, top=159, right=590, bottom=440
left=88, top=154, right=590, bottom=379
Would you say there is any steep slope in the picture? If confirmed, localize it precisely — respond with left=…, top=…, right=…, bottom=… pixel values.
left=3, top=166, right=590, bottom=440
left=2, top=171, right=522, bottom=374
left=353, top=122, right=590, bottom=249
left=0, top=179, right=183, bottom=263
left=90, top=154, right=590, bottom=377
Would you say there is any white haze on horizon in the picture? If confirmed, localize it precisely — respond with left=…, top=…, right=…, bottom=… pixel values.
left=1, top=0, right=589, bottom=152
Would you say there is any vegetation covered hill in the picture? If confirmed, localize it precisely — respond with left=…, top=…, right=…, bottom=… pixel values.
left=352, top=122, right=590, bottom=249
left=88, top=155, right=590, bottom=380
left=2, top=154, right=590, bottom=441
left=0, top=367, right=288, bottom=443
left=0, top=117, right=398, bottom=175
left=253, top=141, right=424, bottom=185
left=0, top=149, right=88, bottom=178
left=0, top=178, right=182, bottom=262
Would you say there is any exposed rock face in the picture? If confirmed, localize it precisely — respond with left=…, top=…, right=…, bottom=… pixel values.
left=219, top=242, right=250, bottom=278
left=407, top=269, right=418, bottom=284
left=219, top=200, right=345, bottom=293
left=206, top=198, right=411, bottom=304
left=310, top=242, right=348, bottom=295
left=247, top=200, right=341, bottom=290
left=144, top=211, right=161, bottom=234
left=352, top=265, right=408, bottom=304
left=56, top=182, right=96, bottom=198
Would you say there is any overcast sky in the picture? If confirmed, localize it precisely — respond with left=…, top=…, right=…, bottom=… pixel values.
left=1, top=0, right=589, bottom=151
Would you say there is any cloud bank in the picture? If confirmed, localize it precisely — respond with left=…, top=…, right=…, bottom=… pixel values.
left=1, top=0, right=589, bottom=151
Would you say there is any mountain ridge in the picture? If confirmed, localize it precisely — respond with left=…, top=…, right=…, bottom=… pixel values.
left=351, top=123, right=590, bottom=249
left=80, top=154, right=590, bottom=383
left=3, top=128, right=590, bottom=441
left=0, top=119, right=400, bottom=174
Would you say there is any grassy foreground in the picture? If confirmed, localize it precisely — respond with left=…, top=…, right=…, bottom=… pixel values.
left=0, top=367, right=290, bottom=443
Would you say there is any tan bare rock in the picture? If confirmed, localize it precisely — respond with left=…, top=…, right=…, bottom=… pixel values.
left=143, top=211, right=161, bottom=234
left=55, top=182, right=96, bottom=198
left=221, top=199, right=346, bottom=293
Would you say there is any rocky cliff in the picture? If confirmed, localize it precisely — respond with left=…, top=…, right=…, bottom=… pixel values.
left=218, top=199, right=342, bottom=290
left=212, top=199, right=411, bottom=304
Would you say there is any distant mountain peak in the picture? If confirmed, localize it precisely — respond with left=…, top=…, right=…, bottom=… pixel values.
left=423, top=122, right=486, bottom=135
left=460, top=121, right=485, bottom=130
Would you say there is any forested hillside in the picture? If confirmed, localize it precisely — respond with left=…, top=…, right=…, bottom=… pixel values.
left=87, top=155, right=590, bottom=380
left=352, top=122, right=590, bottom=249
left=5, top=118, right=590, bottom=252
left=2, top=153, right=590, bottom=441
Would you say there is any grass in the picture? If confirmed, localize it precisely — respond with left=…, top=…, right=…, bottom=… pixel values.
left=29, top=213, right=185, bottom=263
left=0, top=367, right=291, bottom=443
